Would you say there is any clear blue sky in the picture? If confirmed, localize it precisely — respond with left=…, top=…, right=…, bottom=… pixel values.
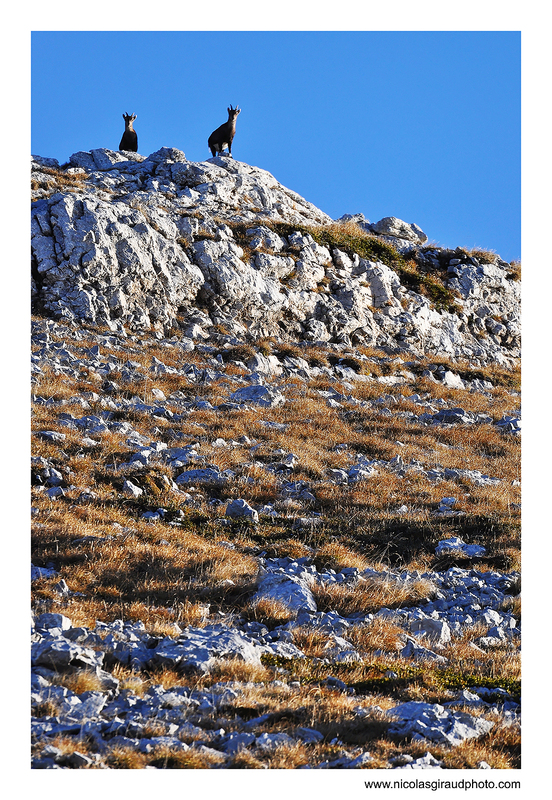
left=31, top=31, right=520, bottom=262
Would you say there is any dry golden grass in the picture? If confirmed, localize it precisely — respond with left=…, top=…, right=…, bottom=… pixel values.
left=33, top=699, right=62, bottom=718
left=31, top=166, right=88, bottom=198
left=311, top=576, right=437, bottom=617
left=289, top=627, right=335, bottom=659
left=31, top=315, right=521, bottom=769
left=258, top=741, right=311, bottom=769
left=440, top=726, right=520, bottom=769
left=313, top=542, right=369, bottom=572
left=207, top=658, right=273, bottom=685
left=32, top=735, right=99, bottom=768
left=146, top=746, right=226, bottom=769
left=32, top=499, right=260, bottom=626
left=50, top=669, right=108, bottom=695
left=344, top=618, right=409, bottom=656
left=227, top=750, right=267, bottom=768
left=105, top=747, right=148, bottom=769
left=243, top=597, right=295, bottom=628
left=363, top=725, right=519, bottom=769
left=218, top=678, right=368, bottom=724
left=440, top=635, right=521, bottom=684
left=255, top=539, right=313, bottom=561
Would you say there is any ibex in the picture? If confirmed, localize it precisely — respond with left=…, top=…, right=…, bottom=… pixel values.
left=208, top=105, right=241, bottom=158
left=119, top=113, right=138, bottom=152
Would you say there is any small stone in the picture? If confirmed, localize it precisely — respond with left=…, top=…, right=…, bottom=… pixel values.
left=386, top=701, right=494, bottom=746
left=256, top=732, right=295, bottom=751
left=410, top=618, right=451, bottom=646
left=221, top=732, right=256, bottom=754
left=36, top=613, right=73, bottom=631
left=230, top=385, right=286, bottom=408
left=225, top=498, right=259, bottom=523
left=435, top=536, right=486, bottom=557
left=254, top=572, right=317, bottom=615
left=296, top=727, right=324, bottom=743
left=38, top=430, right=66, bottom=443
left=46, top=486, right=65, bottom=500
left=401, top=639, right=446, bottom=663
left=32, top=563, right=58, bottom=581
left=346, top=751, right=373, bottom=768
left=122, top=479, right=143, bottom=498
left=63, top=750, right=94, bottom=768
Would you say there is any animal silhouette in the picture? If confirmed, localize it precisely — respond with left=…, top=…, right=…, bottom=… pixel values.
left=119, top=113, right=138, bottom=152
left=208, top=106, right=241, bottom=158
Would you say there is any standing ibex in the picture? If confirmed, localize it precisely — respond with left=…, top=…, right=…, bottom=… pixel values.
left=119, top=113, right=138, bottom=152
left=208, top=105, right=241, bottom=158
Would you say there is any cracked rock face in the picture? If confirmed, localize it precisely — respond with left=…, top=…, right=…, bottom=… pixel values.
left=31, top=149, right=520, bottom=364
left=32, top=192, right=204, bottom=331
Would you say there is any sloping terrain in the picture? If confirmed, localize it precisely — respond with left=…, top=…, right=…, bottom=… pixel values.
left=31, top=151, right=520, bottom=770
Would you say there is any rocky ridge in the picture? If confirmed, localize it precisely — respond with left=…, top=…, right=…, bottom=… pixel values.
left=31, top=149, right=520, bottom=365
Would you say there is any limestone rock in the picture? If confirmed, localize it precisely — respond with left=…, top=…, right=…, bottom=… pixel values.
left=410, top=617, right=451, bottom=646
left=386, top=701, right=494, bottom=746
left=151, top=626, right=269, bottom=673
left=253, top=572, right=317, bottom=615
left=122, top=479, right=143, bottom=498
left=256, top=732, right=296, bottom=751
left=175, top=467, right=229, bottom=487
left=35, top=613, right=72, bottom=632
left=435, top=537, right=486, bottom=558
left=220, top=732, right=256, bottom=754
left=32, top=639, right=105, bottom=671
left=371, top=216, right=427, bottom=244
left=225, top=498, right=259, bottom=523
left=230, top=384, right=286, bottom=408
left=401, top=639, right=447, bottom=663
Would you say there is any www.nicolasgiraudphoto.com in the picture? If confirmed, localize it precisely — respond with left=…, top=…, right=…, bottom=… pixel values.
left=364, top=778, right=522, bottom=791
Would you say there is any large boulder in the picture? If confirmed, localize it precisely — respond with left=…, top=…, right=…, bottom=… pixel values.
left=371, top=216, right=428, bottom=244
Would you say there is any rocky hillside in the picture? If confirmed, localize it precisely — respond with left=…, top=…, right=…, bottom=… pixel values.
left=30, top=150, right=521, bottom=771
left=31, top=149, right=520, bottom=366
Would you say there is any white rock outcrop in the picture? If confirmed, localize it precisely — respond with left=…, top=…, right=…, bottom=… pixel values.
left=31, top=150, right=520, bottom=364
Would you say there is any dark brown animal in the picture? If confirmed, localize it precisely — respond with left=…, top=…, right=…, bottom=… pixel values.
left=208, top=105, right=241, bottom=158
left=119, top=113, right=138, bottom=152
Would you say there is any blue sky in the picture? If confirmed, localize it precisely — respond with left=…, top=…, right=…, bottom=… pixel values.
left=31, top=31, right=520, bottom=262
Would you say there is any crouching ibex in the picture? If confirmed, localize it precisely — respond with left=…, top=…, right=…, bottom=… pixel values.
left=208, top=105, right=241, bottom=158
left=119, top=113, right=138, bottom=152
